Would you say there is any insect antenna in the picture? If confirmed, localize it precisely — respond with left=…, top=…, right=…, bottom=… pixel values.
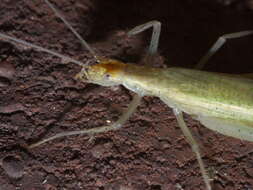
left=0, top=0, right=100, bottom=67
left=0, top=32, right=85, bottom=67
left=44, top=0, right=99, bottom=63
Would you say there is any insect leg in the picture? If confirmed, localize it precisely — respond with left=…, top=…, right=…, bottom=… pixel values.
left=28, top=94, right=142, bottom=149
left=195, top=30, right=253, bottom=70
left=173, top=108, right=212, bottom=190
left=127, top=20, right=161, bottom=55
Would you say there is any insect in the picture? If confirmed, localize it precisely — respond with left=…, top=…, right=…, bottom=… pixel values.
left=1, top=0, right=253, bottom=189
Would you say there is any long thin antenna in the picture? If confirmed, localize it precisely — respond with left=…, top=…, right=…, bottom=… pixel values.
left=0, top=33, right=85, bottom=67
left=44, top=0, right=98, bottom=61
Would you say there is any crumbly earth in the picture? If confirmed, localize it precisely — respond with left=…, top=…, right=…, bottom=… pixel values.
left=0, top=0, right=253, bottom=190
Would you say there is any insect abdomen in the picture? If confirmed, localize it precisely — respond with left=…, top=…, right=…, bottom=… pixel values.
left=122, top=65, right=253, bottom=129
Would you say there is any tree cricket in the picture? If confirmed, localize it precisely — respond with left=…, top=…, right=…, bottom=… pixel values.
left=0, top=0, right=253, bottom=189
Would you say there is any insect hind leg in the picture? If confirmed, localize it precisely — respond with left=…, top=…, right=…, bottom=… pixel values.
left=195, top=30, right=253, bottom=70
left=127, top=20, right=161, bottom=55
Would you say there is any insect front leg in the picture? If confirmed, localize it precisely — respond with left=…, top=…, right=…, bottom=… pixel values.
left=29, top=94, right=142, bottom=148
left=129, top=20, right=212, bottom=189
left=127, top=21, right=212, bottom=188
left=173, top=108, right=212, bottom=190
left=127, top=20, right=161, bottom=55
left=195, top=30, right=253, bottom=70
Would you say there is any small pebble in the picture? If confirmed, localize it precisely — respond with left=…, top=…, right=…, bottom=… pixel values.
left=1, top=156, right=24, bottom=179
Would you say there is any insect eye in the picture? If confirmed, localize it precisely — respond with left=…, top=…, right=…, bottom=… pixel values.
left=105, top=74, right=110, bottom=78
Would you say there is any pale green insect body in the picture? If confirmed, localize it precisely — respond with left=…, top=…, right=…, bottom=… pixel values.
left=82, top=59, right=253, bottom=142
left=126, top=66, right=253, bottom=141
left=1, top=0, right=252, bottom=188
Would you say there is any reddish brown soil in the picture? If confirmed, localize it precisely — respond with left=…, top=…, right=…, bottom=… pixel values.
left=1, top=0, right=253, bottom=190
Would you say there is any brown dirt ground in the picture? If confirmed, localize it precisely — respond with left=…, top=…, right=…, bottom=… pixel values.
left=1, top=0, right=253, bottom=190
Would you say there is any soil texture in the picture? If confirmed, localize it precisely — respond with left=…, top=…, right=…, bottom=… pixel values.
left=1, top=0, right=253, bottom=189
